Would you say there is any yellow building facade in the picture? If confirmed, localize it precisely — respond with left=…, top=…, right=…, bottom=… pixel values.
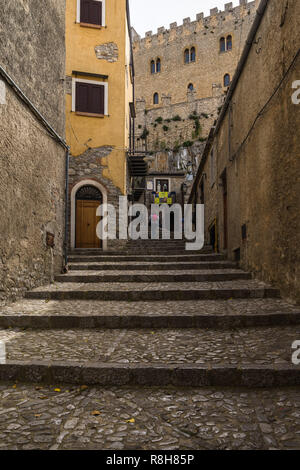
left=65, top=0, right=134, bottom=250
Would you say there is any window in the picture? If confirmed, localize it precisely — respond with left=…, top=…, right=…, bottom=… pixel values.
left=156, top=179, right=169, bottom=192
left=220, top=35, right=233, bottom=53
left=77, top=0, right=105, bottom=27
left=72, top=79, right=108, bottom=116
left=153, top=93, right=159, bottom=105
left=220, top=37, right=226, bottom=53
left=227, top=35, right=232, bottom=51
left=151, top=60, right=155, bottom=74
left=224, top=74, right=230, bottom=87
left=190, top=47, right=196, bottom=62
left=156, top=58, right=161, bottom=73
left=184, top=49, right=190, bottom=64
left=188, top=83, right=194, bottom=91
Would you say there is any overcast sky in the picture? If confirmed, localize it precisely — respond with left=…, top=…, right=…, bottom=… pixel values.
left=130, top=0, right=241, bottom=36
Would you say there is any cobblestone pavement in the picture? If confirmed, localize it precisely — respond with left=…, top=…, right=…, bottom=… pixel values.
left=0, top=326, right=298, bottom=365
left=1, top=298, right=298, bottom=317
left=0, top=383, right=299, bottom=450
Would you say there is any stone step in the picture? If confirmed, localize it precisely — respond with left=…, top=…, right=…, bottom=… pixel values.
left=1, top=299, right=298, bottom=329
left=25, top=280, right=280, bottom=301
left=0, top=326, right=299, bottom=387
left=68, top=254, right=226, bottom=263
left=55, top=270, right=252, bottom=284
left=68, top=261, right=237, bottom=271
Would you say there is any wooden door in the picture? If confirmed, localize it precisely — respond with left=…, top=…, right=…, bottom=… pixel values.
left=76, top=200, right=101, bottom=248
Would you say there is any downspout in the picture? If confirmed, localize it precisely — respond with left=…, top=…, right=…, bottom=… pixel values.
left=64, top=147, right=70, bottom=271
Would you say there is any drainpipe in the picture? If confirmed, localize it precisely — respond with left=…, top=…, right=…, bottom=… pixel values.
left=64, top=147, right=70, bottom=271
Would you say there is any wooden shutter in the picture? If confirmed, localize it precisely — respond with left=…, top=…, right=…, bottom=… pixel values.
left=80, top=0, right=102, bottom=25
left=89, top=84, right=105, bottom=114
left=76, top=82, right=105, bottom=115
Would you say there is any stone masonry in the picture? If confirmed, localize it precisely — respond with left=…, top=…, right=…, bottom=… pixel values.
left=133, top=0, right=259, bottom=152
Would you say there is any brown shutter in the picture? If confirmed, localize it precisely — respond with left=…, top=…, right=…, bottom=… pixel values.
left=80, top=0, right=102, bottom=25
left=76, top=82, right=89, bottom=112
left=90, top=84, right=105, bottom=114
left=76, top=82, right=105, bottom=115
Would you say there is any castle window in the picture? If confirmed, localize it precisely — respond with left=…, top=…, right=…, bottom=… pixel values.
left=151, top=60, right=155, bottom=74
left=156, top=58, right=161, bottom=73
left=224, top=74, right=230, bottom=87
left=188, top=83, right=194, bottom=91
left=190, top=47, right=196, bottom=62
left=220, top=37, right=226, bottom=53
left=184, top=49, right=190, bottom=64
left=77, top=0, right=105, bottom=27
left=153, top=93, right=159, bottom=105
left=227, top=35, right=232, bottom=51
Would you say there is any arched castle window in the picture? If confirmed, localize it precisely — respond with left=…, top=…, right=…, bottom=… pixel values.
left=153, top=93, right=159, bottom=105
left=227, top=35, right=232, bottom=51
left=156, top=58, right=161, bottom=73
left=184, top=49, right=190, bottom=64
left=151, top=60, right=155, bottom=74
left=190, top=47, right=196, bottom=62
left=220, top=37, right=226, bottom=53
left=224, top=74, right=230, bottom=87
left=188, top=83, right=194, bottom=91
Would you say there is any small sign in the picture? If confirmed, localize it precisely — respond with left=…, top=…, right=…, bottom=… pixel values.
left=147, top=181, right=154, bottom=191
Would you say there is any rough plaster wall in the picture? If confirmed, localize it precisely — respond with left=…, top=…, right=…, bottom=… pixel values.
left=0, top=85, right=65, bottom=302
left=216, top=0, right=300, bottom=303
left=0, top=0, right=66, bottom=136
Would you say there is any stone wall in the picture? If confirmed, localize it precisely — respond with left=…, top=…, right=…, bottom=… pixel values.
left=0, top=83, right=66, bottom=302
left=190, top=0, right=300, bottom=304
left=135, top=94, right=223, bottom=152
left=133, top=0, right=258, bottom=155
left=0, top=0, right=66, bottom=135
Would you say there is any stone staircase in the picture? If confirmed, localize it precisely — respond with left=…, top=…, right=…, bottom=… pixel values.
left=0, top=240, right=299, bottom=388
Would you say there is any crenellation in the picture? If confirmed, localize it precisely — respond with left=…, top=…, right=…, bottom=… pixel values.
left=133, top=0, right=257, bottom=46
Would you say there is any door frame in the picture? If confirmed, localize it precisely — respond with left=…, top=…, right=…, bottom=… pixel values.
left=71, top=179, right=108, bottom=250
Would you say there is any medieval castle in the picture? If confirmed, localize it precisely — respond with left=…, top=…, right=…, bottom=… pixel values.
left=132, top=0, right=259, bottom=154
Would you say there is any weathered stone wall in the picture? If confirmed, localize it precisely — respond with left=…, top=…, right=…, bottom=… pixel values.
left=135, top=94, right=223, bottom=152
left=0, top=0, right=66, bottom=135
left=0, top=84, right=66, bottom=302
left=133, top=0, right=258, bottom=150
left=192, top=0, right=300, bottom=303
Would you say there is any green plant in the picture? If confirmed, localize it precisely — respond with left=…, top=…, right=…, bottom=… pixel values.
left=141, top=127, right=149, bottom=140
left=163, top=125, right=169, bottom=132
left=172, top=115, right=182, bottom=122
left=155, top=116, right=163, bottom=124
left=183, top=141, right=193, bottom=148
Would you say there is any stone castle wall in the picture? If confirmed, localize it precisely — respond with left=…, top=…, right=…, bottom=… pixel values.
left=133, top=0, right=259, bottom=151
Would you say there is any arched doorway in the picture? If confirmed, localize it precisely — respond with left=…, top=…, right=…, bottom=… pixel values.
left=75, top=185, right=102, bottom=248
